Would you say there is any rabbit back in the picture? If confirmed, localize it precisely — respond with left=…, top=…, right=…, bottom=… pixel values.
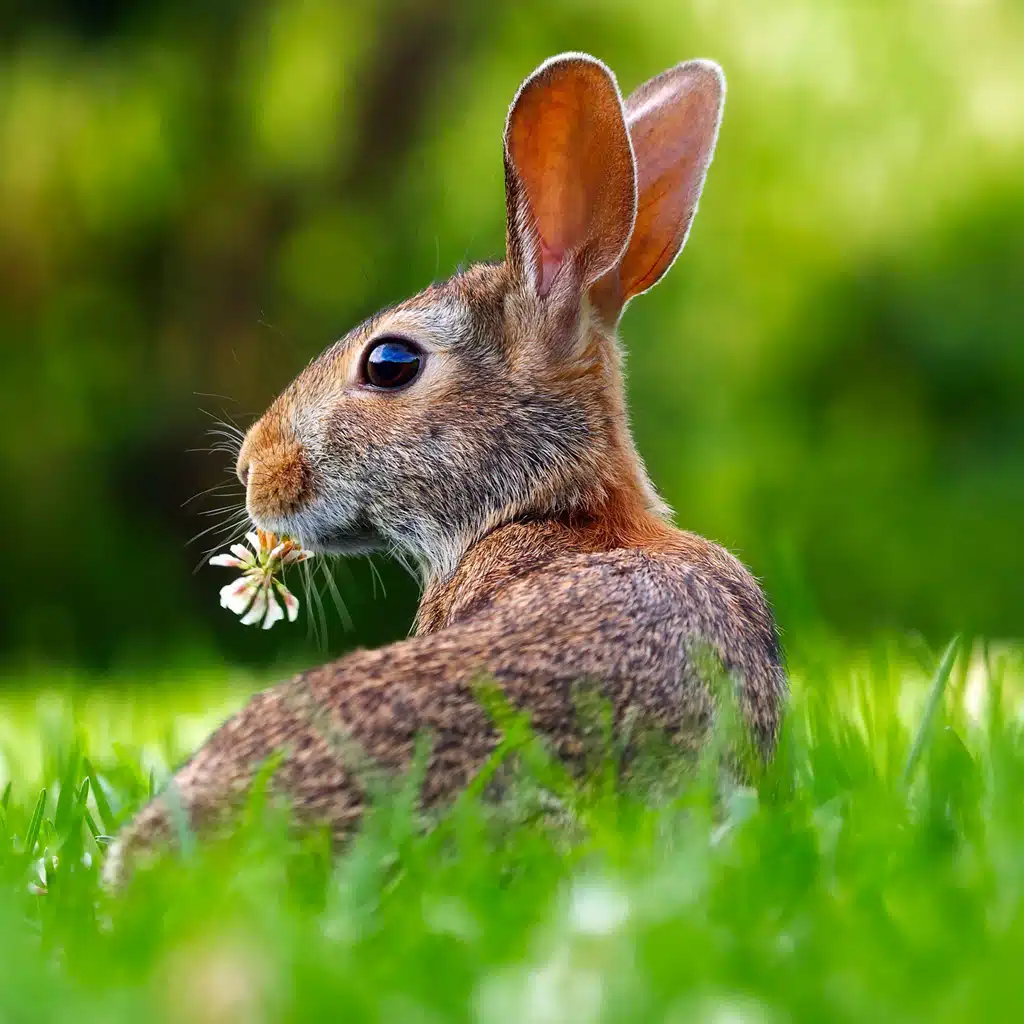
left=104, top=521, right=783, bottom=887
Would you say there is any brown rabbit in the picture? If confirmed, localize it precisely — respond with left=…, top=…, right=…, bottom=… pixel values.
left=104, top=53, right=786, bottom=885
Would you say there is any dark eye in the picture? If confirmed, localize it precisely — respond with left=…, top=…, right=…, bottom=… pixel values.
left=362, top=338, right=423, bottom=390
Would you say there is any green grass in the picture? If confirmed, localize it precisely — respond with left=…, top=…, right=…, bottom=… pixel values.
left=1, top=638, right=1023, bottom=1022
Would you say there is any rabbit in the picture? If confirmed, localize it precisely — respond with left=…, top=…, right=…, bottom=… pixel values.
left=103, top=53, right=786, bottom=887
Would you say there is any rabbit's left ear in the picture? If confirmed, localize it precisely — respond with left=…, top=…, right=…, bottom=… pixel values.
left=504, top=54, right=637, bottom=307
left=593, top=60, right=725, bottom=319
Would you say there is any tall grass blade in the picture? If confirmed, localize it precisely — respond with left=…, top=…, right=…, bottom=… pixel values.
left=84, top=809, right=102, bottom=841
left=23, top=788, right=47, bottom=858
left=903, top=635, right=961, bottom=786
left=54, top=746, right=80, bottom=834
left=84, top=758, right=117, bottom=834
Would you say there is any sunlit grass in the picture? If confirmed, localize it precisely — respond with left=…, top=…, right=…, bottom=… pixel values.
left=0, top=637, right=1022, bottom=1021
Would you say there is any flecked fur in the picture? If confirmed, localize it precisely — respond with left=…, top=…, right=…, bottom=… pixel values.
left=105, top=54, right=786, bottom=887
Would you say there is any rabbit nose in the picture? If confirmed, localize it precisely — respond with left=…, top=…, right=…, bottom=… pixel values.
left=237, top=460, right=251, bottom=488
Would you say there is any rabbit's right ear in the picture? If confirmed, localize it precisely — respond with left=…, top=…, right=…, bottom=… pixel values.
left=504, top=55, right=637, bottom=316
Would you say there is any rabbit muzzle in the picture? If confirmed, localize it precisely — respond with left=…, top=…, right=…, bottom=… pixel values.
left=237, top=402, right=386, bottom=555
left=237, top=406, right=315, bottom=527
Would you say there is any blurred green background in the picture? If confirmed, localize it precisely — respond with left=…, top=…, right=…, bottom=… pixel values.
left=1, top=0, right=1021, bottom=680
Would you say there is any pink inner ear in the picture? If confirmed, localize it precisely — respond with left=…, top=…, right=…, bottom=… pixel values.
left=538, top=241, right=564, bottom=299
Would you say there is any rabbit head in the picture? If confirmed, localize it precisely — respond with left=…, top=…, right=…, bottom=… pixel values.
left=237, top=54, right=724, bottom=580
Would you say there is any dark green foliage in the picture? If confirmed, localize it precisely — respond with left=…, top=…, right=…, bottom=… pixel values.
left=2, top=1, right=1023, bottom=671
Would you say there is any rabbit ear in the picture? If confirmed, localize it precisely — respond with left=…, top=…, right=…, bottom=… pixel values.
left=504, top=54, right=637, bottom=305
left=594, top=60, right=724, bottom=317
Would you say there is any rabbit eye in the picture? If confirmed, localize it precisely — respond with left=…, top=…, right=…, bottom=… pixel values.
left=362, top=338, right=422, bottom=390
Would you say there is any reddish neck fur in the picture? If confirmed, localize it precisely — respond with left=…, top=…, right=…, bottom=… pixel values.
left=415, top=488, right=691, bottom=636
left=416, top=311, right=689, bottom=635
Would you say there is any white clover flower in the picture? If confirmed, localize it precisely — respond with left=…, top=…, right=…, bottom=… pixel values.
left=210, top=530, right=312, bottom=629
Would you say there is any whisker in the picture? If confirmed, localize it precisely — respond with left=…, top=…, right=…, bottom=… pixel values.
left=198, top=406, right=246, bottom=432
left=318, top=558, right=353, bottom=632
left=205, top=438, right=244, bottom=453
left=192, top=525, right=251, bottom=563
left=206, top=428, right=245, bottom=445
left=304, top=559, right=329, bottom=652
left=388, top=543, right=419, bottom=585
left=181, top=484, right=241, bottom=508
left=193, top=518, right=251, bottom=573
left=196, top=503, right=247, bottom=518
left=187, top=510, right=251, bottom=548
left=187, top=443, right=242, bottom=456
left=186, top=402, right=253, bottom=577
left=194, top=393, right=241, bottom=406
left=300, top=560, right=320, bottom=648
left=366, top=556, right=387, bottom=600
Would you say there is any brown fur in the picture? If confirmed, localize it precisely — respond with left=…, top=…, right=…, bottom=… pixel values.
left=105, top=54, right=786, bottom=887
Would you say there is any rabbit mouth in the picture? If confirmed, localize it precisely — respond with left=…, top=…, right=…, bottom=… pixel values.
left=300, top=516, right=385, bottom=556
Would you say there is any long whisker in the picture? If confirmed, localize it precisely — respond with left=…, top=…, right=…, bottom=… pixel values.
left=388, top=543, right=419, bottom=585
left=205, top=438, right=245, bottom=454
left=366, top=555, right=387, bottom=600
left=194, top=502, right=247, bottom=519
left=299, top=560, right=313, bottom=646
left=181, top=481, right=241, bottom=508
left=198, top=406, right=246, bottom=431
left=318, top=558, right=353, bottom=632
left=187, top=509, right=251, bottom=549
left=304, top=559, right=329, bottom=652
left=300, top=560, right=320, bottom=648
left=193, top=518, right=252, bottom=574
left=195, top=394, right=241, bottom=406
left=206, top=429, right=245, bottom=447
left=192, top=519, right=250, bottom=559
left=188, top=443, right=244, bottom=456
left=185, top=401, right=254, bottom=578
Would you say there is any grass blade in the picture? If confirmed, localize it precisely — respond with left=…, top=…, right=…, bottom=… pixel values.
left=84, top=758, right=117, bottom=834
left=903, top=635, right=960, bottom=786
left=23, top=788, right=47, bottom=858
left=54, top=744, right=81, bottom=835
left=84, top=809, right=102, bottom=841
left=75, top=777, right=91, bottom=815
